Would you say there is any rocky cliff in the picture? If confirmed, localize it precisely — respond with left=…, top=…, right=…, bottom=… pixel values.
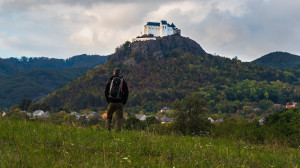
left=108, top=35, right=206, bottom=65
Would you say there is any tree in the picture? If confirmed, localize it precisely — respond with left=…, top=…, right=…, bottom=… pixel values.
left=172, top=94, right=211, bottom=135
left=18, top=98, right=32, bottom=111
left=124, top=116, right=144, bottom=130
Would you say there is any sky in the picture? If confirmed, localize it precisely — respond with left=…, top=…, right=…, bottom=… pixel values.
left=0, top=0, right=299, bottom=62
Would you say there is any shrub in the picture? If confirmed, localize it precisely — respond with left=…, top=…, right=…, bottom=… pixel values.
left=124, top=116, right=144, bottom=130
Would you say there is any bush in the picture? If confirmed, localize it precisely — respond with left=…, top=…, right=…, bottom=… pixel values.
left=148, top=123, right=175, bottom=135
left=88, top=116, right=101, bottom=126
left=78, top=116, right=88, bottom=126
left=123, top=116, right=144, bottom=130
left=211, top=108, right=300, bottom=147
left=50, top=111, right=68, bottom=125
left=9, top=111, right=29, bottom=120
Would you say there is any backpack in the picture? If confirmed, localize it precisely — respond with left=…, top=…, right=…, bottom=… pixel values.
left=108, top=77, right=124, bottom=100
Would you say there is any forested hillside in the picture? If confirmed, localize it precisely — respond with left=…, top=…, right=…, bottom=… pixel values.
left=0, top=55, right=108, bottom=110
left=0, top=54, right=108, bottom=77
left=253, top=52, right=300, bottom=69
left=40, top=35, right=300, bottom=114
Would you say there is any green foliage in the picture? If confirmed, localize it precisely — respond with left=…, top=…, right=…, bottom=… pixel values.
left=39, top=36, right=299, bottom=117
left=78, top=116, right=88, bottom=126
left=50, top=111, right=68, bottom=125
left=0, top=55, right=108, bottom=110
left=0, top=68, right=90, bottom=110
left=0, top=55, right=108, bottom=73
left=264, top=108, right=300, bottom=147
left=18, top=98, right=32, bottom=111
left=148, top=123, right=175, bottom=134
left=122, top=41, right=131, bottom=51
left=144, top=116, right=158, bottom=125
left=212, top=108, right=300, bottom=147
left=28, top=103, right=50, bottom=112
left=88, top=116, right=101, bottom=126
left=172, top=94, right=212, bottom=135
left=253, top=51, right=300, bottom=69
left=41, top=47, right=299, bottom=114
left=9, top=111, right=29, bottom=120
left=124, top=116, right=144, bottom=130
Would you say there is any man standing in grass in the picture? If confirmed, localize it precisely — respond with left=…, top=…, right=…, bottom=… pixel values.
left=105, top=68, right=129, bottom=131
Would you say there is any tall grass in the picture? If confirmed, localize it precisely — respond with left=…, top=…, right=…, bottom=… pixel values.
left=0, top=119, right=299, bottom=167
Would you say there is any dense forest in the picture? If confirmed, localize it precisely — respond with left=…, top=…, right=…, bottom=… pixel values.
left=252, top=51, right=300, bottom=69
left=39, top=35, right=300, bottom=116
left=0, top=54, right=108, bottom=77
left=0, top=55, right=108, bottom=110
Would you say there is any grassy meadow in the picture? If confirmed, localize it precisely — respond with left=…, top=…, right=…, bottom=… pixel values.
left=0, top=119, right=299, bottom=168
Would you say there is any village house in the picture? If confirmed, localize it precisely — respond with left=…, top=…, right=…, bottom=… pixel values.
left=160, top=107, right=170, bottom=113
left=32, top=110, right=49, bottom=118
left=1, top=111, right=6, bottom=117
left=160, top=116, right=173, bottom=123
left=259, top=118, right=265, bottom=125
left=132, top=20, right=181, bottom=42
left=207, top=117, right=224, bottom=124
left=207, top=117, right=214, bottom=123
left=135, top=114, right=147, bottom=121
left=286, top=102, right=297, bottom=109
left=70, top=112, right=81, bottom=119
left=155, top=115, right=173, bottom=123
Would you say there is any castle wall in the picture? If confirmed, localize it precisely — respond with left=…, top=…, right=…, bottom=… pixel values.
left=139, top=20, right=180, bottom=41
left=167, top=27, right=174, bottom=35
left=144, top=25, right=160, bottom=36
left=160, top=23, right=168, bottom=37
left=132, top=37, right=156, bottom=42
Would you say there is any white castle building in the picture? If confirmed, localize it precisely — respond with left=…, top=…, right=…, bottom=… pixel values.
left=132, top=20, right=181, bottom=42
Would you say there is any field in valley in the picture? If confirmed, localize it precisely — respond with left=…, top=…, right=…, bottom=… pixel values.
left=0, top=120, right=299, bottom=167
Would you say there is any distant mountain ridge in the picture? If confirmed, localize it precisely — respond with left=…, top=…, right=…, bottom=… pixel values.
left=253, top=52, right=300, bottom=69
left=0, top=54, right=108, bottom=77
left=0, top=54, right=108, bottom=110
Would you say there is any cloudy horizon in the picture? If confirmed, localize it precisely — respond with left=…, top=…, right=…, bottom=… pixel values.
left=0, top=0, right=299, bottom=61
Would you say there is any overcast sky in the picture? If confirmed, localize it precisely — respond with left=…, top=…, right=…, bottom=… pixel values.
left=0, top=0, right=299, bottom=61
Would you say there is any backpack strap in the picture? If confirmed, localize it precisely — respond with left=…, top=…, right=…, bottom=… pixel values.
left=109, top=77, right=115, bottom=96
left=117, top=78, right=124, bottom=98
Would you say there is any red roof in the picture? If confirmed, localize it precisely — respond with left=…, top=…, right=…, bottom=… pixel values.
left=286, top=102, right=297, bottom=109
left=101, top=113, right=107, bottom=118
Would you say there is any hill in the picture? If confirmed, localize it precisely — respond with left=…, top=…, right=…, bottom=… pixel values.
left=0, top=120, right=298, bottom=167
left=0, top=55, right=108, bottom=110
left=0, top=54, right=108, bottom=77
left=253, top=52, right=300, bottom=69
left=40, top=35, right=299, bottom=113
left=0, top=68, right=91, bottom=109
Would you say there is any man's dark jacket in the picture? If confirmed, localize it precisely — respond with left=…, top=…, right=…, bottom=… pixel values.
left=105, top=75, right=129, bottom=104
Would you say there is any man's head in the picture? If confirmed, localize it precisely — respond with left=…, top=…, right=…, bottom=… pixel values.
left=113, top=68, right=121, bottom=76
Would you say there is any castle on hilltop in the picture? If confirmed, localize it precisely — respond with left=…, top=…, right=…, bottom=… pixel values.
left=132, top=20, right=181, bottom=42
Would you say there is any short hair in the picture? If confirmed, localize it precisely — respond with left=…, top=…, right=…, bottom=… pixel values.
left=113, top=68, right=120, bottom=76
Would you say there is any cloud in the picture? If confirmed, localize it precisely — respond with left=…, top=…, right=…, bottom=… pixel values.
left=0, top=0, right=299, bottom=61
